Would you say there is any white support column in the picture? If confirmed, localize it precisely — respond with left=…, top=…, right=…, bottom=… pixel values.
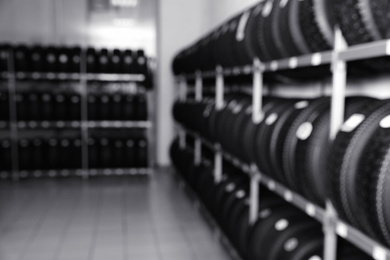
left=252, top=58, right=264, bottom=124
left=249, top=170, right=261, bottom=224
left=324, top=27, right=347, bottom=260
left=214, top=149, right=223, bottom=183
left=215, top=66, right=224, bottom=110
left=194, top=138, right=201, bottom=165
left=214, top=66, right=224, bottom=183
left=80, top=48, right=89, bottom=179
left=249, top=58, right=264, bottom=225
left=7, top=49, right=19, bottom=181
left=195, top=70, right=203, bottom=101
left=179, top=75, right=188, bottom=149
left=194, top=71, right=203, bottom=165
left=330, top=31, right=347, bottom=140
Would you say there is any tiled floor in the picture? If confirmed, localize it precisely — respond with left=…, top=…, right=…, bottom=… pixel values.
left=0, top=168, right=230, bottom=260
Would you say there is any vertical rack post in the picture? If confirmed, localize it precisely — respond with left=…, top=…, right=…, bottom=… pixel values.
left=249, top=173, right=260, bottom=224
left=146, top=84, right=154, bottom=175
left=80, top=48, right=89, bottom=179
left=194, top=71, right=203, bottom=165
left=214, top=66, right=224, bottom=183
left=7, top=48, right=19, bottom=180
left=324, top=27, right=347, bottom=260
left=252, top=58, right=264, bottom=123
left=179, top=75, right=187, bottom=149
left=249, top=58, right=264, bottom=224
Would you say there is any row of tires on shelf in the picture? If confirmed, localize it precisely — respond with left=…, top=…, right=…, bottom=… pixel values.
left=170, top=139, right=372, bottom=260
left=0, top=91, right=148, bottom=121
left=0, top=44, right=149, bottom=75
left=0, top=137, right=148, bottom=171
left=173, top=0, right=390, bottom=74
left=173, top=95, right=390, bottom=247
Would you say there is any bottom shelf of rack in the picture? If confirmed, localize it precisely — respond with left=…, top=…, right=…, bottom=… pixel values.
left=0, top=168, right=152, bottom=179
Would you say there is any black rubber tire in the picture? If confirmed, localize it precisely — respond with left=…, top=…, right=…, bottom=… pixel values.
left=275, top=0, right=305, bottom=57
left=333, top=0, right=390, bottom=72
left=240, top=98, right=280, bottom=163
left=328, top=99, right=390, bottom=232
left=255, top=0, right=277, bottom=62
left=282, top=97, right=330, bottom=193
left=248, top=206, right=315, bottom=260
left=229, top=101, right=253, bottom=160
left=253, top=99, right=294, bottom=179
left=356, top=112, right=390, bottom=246
left=295, top=97, right=375, bottom=206
left=298, top=0, right=334, bottom=53
left=269, top=100, right=312, bottom=185
left=220, top=184, right=249, bottom=232
left=233, top=3, right=265, bottom=65
left=268, top=222, right=323, bottom=260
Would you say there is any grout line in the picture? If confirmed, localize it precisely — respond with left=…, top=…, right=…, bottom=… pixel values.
left=147, top=181, right=165, bottom=260
left=0, top=185, right=36, bottom=234
left=121, top=184, right=129, bottom=260
left=16, top=190, right=58, bottom=260
left=87, top=188, right=103, bottom=260
left=52, top=189, right=82, bottom=260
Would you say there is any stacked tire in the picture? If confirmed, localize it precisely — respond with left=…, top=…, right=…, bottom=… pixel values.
left=172, top=0, right=334, bottom=74
left=174, top=96, right=376, bottom=205
left=0, top=44, right=148, bottom=75
left=87, top=92, right=148, bottom=121
left=16, top=91, right=81, bottom=121
left=328, top=100, right=390, bottom=247
left=170, top=137, right=372, bottom=260
left=18, top=138, right=82, bottom=170
left=333, top=0, right=390, bottom=72
left=88, top=137, right=148, bottom=169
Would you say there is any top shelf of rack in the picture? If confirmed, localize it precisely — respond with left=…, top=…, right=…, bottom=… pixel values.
left=180, top=40, right=390, bottom=79
left=0, top=72, right=146, bottom=82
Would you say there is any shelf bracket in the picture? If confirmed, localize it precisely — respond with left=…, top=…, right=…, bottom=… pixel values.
left=252, top=58, right=264, bottom=123
left=7, top=49, right=19, bottom=181
left=214, top=146, right=223, bottom=183
left=249, top=164, right=261, bottom=224
left=80, top=49, right=89, bottom=179
left=194, top=138, right=201, bottom=165
left=324, top=201, right=339, bottom=260
left=216, top=66, right=224, bottom=111
left=325, top=27, right=347, bottom=260
left=195, top=70, right=203, bottom=101
left=330, top=27, right=347, bottom=140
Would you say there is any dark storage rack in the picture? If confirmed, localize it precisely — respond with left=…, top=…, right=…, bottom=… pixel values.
left=0, top=47, right=154, bottom=180
left=175, top=33, right=390, bottom=260
left=14, top=120, right=152, bottom=129
left=0, top=72, right=146, bottom=82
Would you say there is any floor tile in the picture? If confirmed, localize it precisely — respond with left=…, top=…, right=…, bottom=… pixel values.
left=0, top=169, right=231, bottom=260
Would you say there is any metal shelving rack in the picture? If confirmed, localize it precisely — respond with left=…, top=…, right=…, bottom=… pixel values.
left=0, top=47, right=154, bottom=180
left=174, top=32, right=390, bottom=260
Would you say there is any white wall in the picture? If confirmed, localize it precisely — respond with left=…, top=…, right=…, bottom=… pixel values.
left=156, top=0, right=209, bottom=166
left=207, top=0, right=260, bottom=31
left=0, top=0, right=157, bottom=56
